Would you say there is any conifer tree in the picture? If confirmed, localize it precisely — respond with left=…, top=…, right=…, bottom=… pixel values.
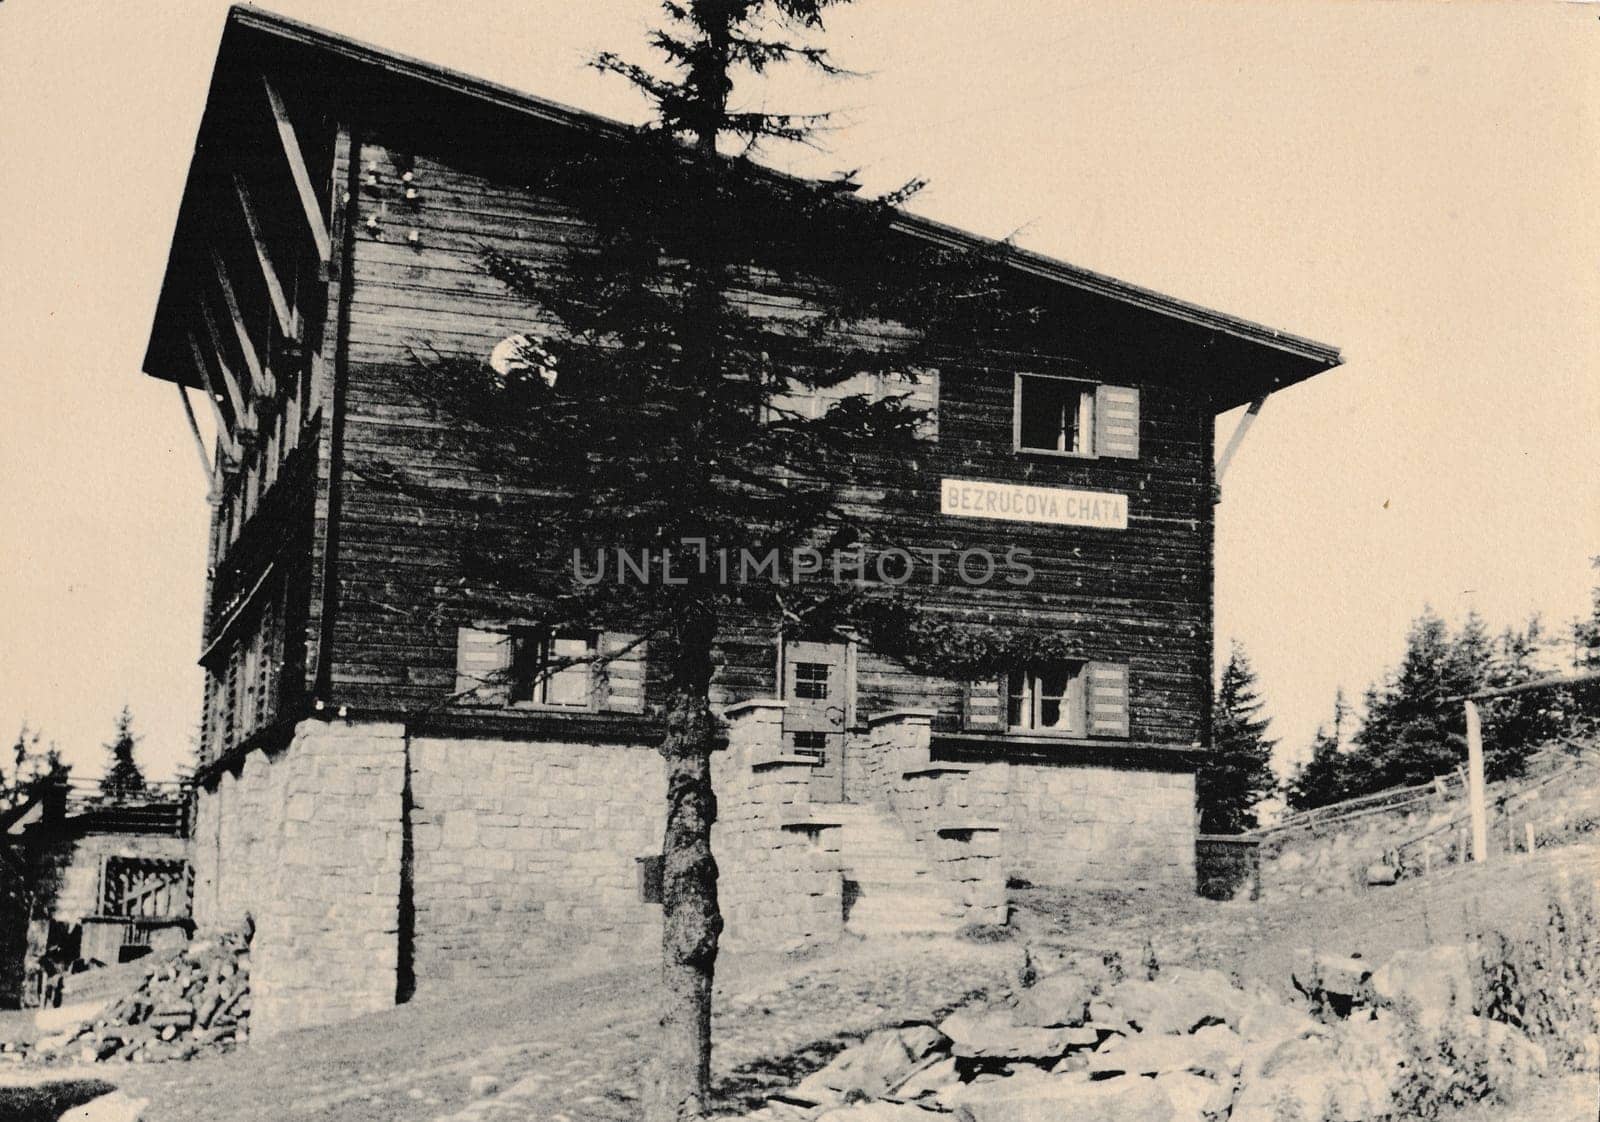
left=100, top=706, right=147, bottom=799
left=2, top=723, right=66, bottom=811
left=1198, top=643, right=1277, bottom=833
left=382, top=3, right=1028, bottom=1115
left=1285, top=688, right=1354, bottom=812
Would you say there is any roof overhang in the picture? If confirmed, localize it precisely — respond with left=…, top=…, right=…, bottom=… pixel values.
left=142, top=5, right=1342, bottom=414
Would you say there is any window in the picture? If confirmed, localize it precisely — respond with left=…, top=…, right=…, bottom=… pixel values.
left=1007, top=663, right=1088, bottom=735
left=793, top=661, right=831, bottom=700
left=791, top=730, right=828, bottom=759
left=509, top=630, right=595, bottom=709
left=1016, top=374, right=1095, bottom=455
left=766, top=369, right=939, bottom=440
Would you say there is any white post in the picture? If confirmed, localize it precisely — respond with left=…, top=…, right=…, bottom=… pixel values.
left=1525, top=821, right=1535, bottom=852
left=1465, top=700, right=1489, bottom=862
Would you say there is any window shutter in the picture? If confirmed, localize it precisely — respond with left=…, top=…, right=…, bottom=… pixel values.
left=599, top=631, right=647, bottom=713
left=455, top=626, right=511, bottom=705
left=962, top=676, right=1005, bottom=731
left=1086, top=662, right=1131, bottom=738
left=1094, top=385, right=1140, bottom=459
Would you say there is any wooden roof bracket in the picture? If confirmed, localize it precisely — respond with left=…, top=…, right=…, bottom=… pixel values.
left=262, top=75, right=333, bottom=269
left=231, top=173, right=298, bottom=341
left=175, top=383, right=217, bottom=498
left=1213, top=392, right=1270, bottom=500
left=209, top=248, right=277, bottom=399
left=183, top=332, right=242, bottom=465
left=196, top=296, right=256, bottom=435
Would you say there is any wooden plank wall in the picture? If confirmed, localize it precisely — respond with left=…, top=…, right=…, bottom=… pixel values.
left=329, top=137, right=1212, bottom=748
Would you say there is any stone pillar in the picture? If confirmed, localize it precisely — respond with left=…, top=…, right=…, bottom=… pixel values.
left=723, top=699, right=788, bottom=767
left=715, top=700, right=844, bottom=951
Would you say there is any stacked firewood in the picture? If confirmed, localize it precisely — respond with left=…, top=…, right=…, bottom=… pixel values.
left=62, top=928, right=252, bottom=1064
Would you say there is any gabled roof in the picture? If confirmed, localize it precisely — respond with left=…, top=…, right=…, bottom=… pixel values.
left=144, top=5, right=1341, bottom=411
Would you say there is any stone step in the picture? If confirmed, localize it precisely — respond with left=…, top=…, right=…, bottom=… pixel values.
left=832, top=802, right=969, bottom=936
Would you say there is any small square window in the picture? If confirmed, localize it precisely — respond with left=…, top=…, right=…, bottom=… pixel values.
left=793, top=662, right=830, bottom=700
left=1017, top=374, right=1095, bottom=456
left=1007, top=663, right=1087, bottom=735
left=509, top=630, right=595, bottom=709
left=791, top=730, right=828, bottom=759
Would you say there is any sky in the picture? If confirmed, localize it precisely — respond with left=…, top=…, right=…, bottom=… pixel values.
left=1, top=1, right=1596, bottom=781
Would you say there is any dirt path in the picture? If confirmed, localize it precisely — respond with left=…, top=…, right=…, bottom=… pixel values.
left=108, top=937, right=1018, bottom=1121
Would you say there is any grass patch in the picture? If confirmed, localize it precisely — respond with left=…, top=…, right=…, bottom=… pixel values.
left=0, top=1080, right=118, bottom=1122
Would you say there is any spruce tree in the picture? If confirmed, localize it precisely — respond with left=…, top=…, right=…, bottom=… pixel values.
left=1285, top=688, right=1354, bottom=811
left=383, top=3, right=1027, bottom=1115
left=100, top=706, right=147, bottom=799
left=1198, top=643, right=1277, bottom=833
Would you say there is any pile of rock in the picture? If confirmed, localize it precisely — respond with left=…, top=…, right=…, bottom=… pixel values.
left=731, top=943, right=1547, bottom=1122
left=29, top=928, right=252, bottom=1065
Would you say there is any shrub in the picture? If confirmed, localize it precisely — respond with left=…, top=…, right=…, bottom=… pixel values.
left=1473, top=881, right=1600, bottom=1071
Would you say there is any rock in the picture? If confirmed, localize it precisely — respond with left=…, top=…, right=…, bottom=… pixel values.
left=1291, top=951, right=1372, bottom=1015
left=469, top=1073, right=500, bottom=1097
left=1364, top=863, right=1397, bottom=886
left=1367, top=944, right=1473, bottom=1030
left=58, top=1091, right=149, bottom=1122
left=889, top=1055, right=957, bottom=1100
left=794, top=1025, right=950, bottom=1103
left=1335, top=1009, right=1407, bottom=1107
left=1108, top=968, right=1245, bottom=1035
left=1155, top=1071, right=1233, bottom=1122
left=1088, top=1025, right=1243, bottom=1079
left=1011, top=971, right=1093, bottom=1028
left=1237, top=993, right=1319, bottom=1047
left=947, top=1073, right=1175, bottom=1122
left=1234, top=1069, right=1377, bottom=1122
left=938, top=1007, right=1083, bottom=1061
left=814, top=1103, right=946, bottom=1120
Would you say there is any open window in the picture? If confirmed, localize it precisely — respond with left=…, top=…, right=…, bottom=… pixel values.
left=455, top=626, right=645, bottom=713
left=963, top=660, right=1131, bottom=739
left=1007, top=663, right=1088, bottom=735
left=1013, top=375, right=1140, bottom=459
left=509, top=629, right=595, bottom=709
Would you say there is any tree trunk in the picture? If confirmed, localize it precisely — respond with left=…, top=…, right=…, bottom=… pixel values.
left=646, top=606, right=723, bottom=1122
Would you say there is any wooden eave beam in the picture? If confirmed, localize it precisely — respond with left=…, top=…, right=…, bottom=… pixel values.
left=184, top=332, right=242, bottom=464
left=196, top=298, right=255, bottom=435
left=209, top=248, right=277, bottom=399
left=262, top=75, right=333, bottom=265
left=230, top=174, right=297, bottom=340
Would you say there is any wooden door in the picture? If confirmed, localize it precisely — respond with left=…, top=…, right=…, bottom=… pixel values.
left=782, top=639, right=849, bottom=803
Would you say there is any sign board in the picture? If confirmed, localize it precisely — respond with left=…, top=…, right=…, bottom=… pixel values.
left=940, top=478, right=1128, bottom=530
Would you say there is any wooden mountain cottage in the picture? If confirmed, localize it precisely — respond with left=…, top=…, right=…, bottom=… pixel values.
left=141, top=8, right=1341, bottom=1032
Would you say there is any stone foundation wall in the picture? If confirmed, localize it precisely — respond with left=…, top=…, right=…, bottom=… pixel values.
left=190, top=719, right=406, bottom=1035
left=406, top=735, right=666, bottom=985
left=977, top=760, right=1197, bottom=886
left=851, top=715, right=1195, bottom=890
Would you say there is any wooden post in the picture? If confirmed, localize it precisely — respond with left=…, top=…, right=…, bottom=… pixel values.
left=1525, top=821, right=1535, bottom=852
left=1464, top=700, right=1489, bottom=863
